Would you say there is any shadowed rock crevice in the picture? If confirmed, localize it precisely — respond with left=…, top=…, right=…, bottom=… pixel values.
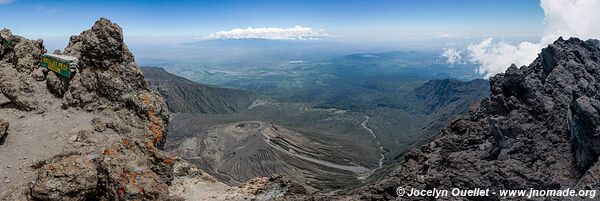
left=570, top=95, right=600, bottom=171
left=0, top=118, right=7, bottom=145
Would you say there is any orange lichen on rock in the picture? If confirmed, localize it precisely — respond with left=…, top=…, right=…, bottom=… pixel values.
left=162, top=157, right=174, bottom=165
left=142, top=94, right=150, bottom=105
left=119, top=171, right=140, bottom=184
left=149, top=124, right=161, bottom=139
left=117, top=187, right=126, bottom=199
left=15, top=18, right=176, bottom=201
left=146, top=140, right=155, bottom=149
left=103, top=149, right=117, bottom=155
left=122, top=138, right=131, bottom=147
left=140, top=93, right=166, bottom=147
left=30, top=155, right=99, bottom=200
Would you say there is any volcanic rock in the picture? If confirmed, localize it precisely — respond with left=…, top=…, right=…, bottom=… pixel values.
left=0, top=18, right=174, bottom=200
left=30, top=154, right=98, bottom=200
left=0, top=28, right=46, bottom=73
left=352, top=37, right=600, bottom=200
left=0, top=18, right=297, bottom=201
left=0, top=62, right=40, bottom=111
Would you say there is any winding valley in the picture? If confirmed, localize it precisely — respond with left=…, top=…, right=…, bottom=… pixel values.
left=360, top=116, right=385, bottom=179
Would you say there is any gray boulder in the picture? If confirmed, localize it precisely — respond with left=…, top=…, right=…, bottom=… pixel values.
left=0, top=28, right=46, bottom=74
left=61, top=17, right=152, bottom=113
left=0, top=62, right=39, bottom=110
left=30, top=155, right=98, bottom=201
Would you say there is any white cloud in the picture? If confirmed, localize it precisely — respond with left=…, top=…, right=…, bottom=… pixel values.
left=439, top=34, right=453, bottom=39
left=441, top=48, right=463, bottom=65
left=467, top=38, right=540, bottom=78
left=201, top=26, right=333, bottom=40
left=467, top=0, right=600, bottom=78
left=0, top=0, right=15, bottom=5
left=539, top=0, right=600, bottom=45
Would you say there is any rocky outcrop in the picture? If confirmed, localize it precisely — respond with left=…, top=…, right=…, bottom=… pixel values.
left=0, top=18, right=160, bottom=200
left=0, top=29, right=46, bottom=111
left=30, top=18, right=173, bottom=200
left=0, top=28, right=46, bottom=73
left=169, top=158, right=299, bottom=200
left=0, top=64, right=40, bottom=111
left=0, top=18, right=295, bottom=201
left=57, top=18, right=164, bottom=120
left=351, top=37, right=600, bottom=200
left=30, top=154, right=98, bottom=200
left=141, top=67, right=257, bottom=114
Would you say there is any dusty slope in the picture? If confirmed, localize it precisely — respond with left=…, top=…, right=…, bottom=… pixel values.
left=169, top=120, right=372, bottom=191
left=0, top=18, right=296, bottom=200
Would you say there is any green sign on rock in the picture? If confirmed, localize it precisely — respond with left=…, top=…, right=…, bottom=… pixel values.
left=40, top=54, right=78, bottom=78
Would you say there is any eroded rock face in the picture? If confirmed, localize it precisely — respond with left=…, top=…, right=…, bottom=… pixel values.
left=571, top=96, right=600, bottom=170
left=0, top=63, right=40, bottom=111
left=29, top=18, right=173, bottom=200
left=30, top=154, right=98, bottom=201
left=45, top=72, right=69, bottom=97
left=0, top=28, right=46, bottom=73
left=351, top=38, right=600, bottom=200
left=64, top=18, right=133, bottom=70
left=94, top=138, right=174, bottom=200
left=169, top=159, right=300, bottom=201
left=61, top=18, right=150, bottom=113
left=12, top=38, right=45, bottom=73
left=0, top=29, right=46, bottom=111
left=0, top=18, right=179, bottom=200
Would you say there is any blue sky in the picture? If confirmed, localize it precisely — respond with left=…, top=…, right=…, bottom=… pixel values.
left=0, top=0, right=544, bottom=45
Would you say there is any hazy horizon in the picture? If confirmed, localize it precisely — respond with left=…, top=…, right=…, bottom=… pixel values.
left=1, top=0, right=543, bottom=41
left=2, top=0, right=599, bottom=78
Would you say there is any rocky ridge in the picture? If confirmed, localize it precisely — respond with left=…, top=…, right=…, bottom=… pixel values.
left=415, top=79, right=489, bottom=115
left=0, top=18, right=293, bottom=200
left=350, top=38, right=600, bottom=200
left=410, top=79, right=490, bottom=159
left=141, top=67, right=257, bottom=114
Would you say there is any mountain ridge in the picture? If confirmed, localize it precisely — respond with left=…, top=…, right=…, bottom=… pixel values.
left=343, top=37, right=600, bottom=200
left=141, top=66, right=257, bottom=114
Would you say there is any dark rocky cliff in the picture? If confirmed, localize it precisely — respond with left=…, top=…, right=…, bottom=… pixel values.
left=416, top=79, right=489, bottom=115
left=141, top=67, right=256, bottom=114
left=413, top=79, right=490, bottom=149
left=354, top=37, right=600, bottom=200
